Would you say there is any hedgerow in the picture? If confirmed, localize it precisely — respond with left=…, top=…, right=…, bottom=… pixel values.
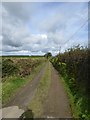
left=51, top=45, right=89, bottom=119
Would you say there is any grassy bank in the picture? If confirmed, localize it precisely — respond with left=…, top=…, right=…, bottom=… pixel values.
left=2, top=59, right=46, bottom=106
left=29, top=61, right=51, bottom=118
left=59, top=74, right=89, bottom=119
left=59, top=75, right=79, bottom=118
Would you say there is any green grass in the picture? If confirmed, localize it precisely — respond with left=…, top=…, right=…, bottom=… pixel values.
left=2, top=61, right=45, bottom=106
left=29, top=62, right=51, bottom=118
left=59, top=74, right=82, bottom=118
left=59, top=74, right=89, bottom=120
left=2, top=77, right=26, bottom=105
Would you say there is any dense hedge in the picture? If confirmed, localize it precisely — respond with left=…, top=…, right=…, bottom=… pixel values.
left=51, top=45, right=89, bottom=119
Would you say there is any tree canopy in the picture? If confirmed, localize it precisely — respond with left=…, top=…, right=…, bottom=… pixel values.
left=44, top=52, right=52, bottom=59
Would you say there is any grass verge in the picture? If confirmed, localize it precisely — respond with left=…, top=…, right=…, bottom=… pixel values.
left=29, top=62, right=51, bottom=118
left=59, top=74, right=80, bottom=118
left=2, top=61, right=45, bottom=106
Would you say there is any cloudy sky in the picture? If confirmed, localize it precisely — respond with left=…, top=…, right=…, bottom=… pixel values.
left=1, top=2, right=88, bottom=56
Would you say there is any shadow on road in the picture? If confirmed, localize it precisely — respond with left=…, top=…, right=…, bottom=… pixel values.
left=19, top=108, right=34, bottom=120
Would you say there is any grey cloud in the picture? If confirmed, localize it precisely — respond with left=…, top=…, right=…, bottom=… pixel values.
left=1, top=2, right=88, bottom=56
left=2, top=3, right=32, bottom=22
left=47, top=32, right=65, bottom=45
left=41, top=47, right=50, bottom=53
left=2, top=33, right=22, bottom=47
left=2, top=44, right=22, bottom=52
left=39, top=14, right=66, bottom=33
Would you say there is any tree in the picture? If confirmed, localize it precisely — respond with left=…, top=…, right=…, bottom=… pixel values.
left=44, top=52, right=52, bottom=59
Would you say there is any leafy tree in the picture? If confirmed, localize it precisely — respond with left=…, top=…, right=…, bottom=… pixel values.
left=44, top=52, right=52, bottom=59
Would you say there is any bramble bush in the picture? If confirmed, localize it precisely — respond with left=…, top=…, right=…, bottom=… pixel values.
left=2, top=57, right=43, bottom=80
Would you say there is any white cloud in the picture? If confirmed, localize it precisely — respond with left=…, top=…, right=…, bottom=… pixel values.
left=1, top=2, right=88, bottom=56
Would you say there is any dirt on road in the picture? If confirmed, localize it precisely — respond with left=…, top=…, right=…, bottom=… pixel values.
left=43, top=63, right=72, bottom=118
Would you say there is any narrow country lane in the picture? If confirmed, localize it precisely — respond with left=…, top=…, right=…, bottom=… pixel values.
left=43, top=62, right=72, bottom=118
left=2, top=61, right=72, bottom=118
